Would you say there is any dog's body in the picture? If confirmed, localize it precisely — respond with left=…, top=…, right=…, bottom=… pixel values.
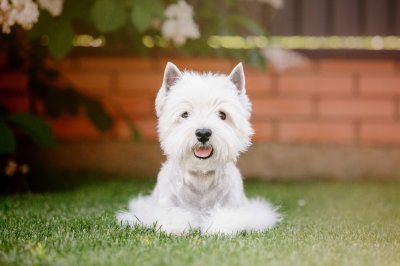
left=117, top=63, right=280, bottom=235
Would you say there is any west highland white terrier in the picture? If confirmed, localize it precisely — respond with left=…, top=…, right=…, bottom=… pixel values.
left=117, top=62, right=280, bottom=235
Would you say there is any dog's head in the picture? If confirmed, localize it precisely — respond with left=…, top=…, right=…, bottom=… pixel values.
left=155, top=62, right=253, bottom=166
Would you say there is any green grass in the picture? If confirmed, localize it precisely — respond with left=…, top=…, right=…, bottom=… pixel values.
left=1, top=179, right=400, bottom=266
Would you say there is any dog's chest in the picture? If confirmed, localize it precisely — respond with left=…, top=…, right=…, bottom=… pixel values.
left=176, top=171, right=229, bottom=210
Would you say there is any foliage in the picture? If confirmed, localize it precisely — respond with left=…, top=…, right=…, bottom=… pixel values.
left=25, top=0, right=272, bottom=65
left=0, top=107, right=55, bottom=154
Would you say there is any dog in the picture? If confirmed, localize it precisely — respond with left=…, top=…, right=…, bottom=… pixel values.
left=117, top=62, right=280, bottom=235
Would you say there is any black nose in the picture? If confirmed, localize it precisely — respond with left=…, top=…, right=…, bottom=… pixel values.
left=195, top=128, right=212, bottom=143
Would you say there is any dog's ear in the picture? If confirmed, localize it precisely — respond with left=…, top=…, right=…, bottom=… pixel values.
left=156, top=62, right=182, bottom=117
left=228, top=63, right=245, bottom=94
left=163, top=62, right=182, bottom=91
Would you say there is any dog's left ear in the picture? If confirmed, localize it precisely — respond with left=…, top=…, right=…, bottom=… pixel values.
left=228, top=63, right=245, bottom=94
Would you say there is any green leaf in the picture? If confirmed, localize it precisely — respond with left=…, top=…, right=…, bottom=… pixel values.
left=0, top=122, right=16, bottom=154
left=9, top=113, right=56, bottom=147
left=27, top=12, right=54, bottom=39
left=83, top=99, right=113, bottom=132
left=130, top=1, right=163, bottom=32
left=245, top=49, right=266, bottom=69
left=62, top=0, right=91, bottom=20
left=229, top=15, right=266, bottom=35
left=90, top=0, right=127, bottom=33
left=130, top=125, right=142, bottom=142
left=42, top=88, right=81, bottom=117
left=48, top=21, right=75, bottom=60
left=123, top=118, right=141, bottom=142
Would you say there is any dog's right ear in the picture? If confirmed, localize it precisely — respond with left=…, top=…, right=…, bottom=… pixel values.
left=156, top=62, right=182, bottom=117
left=228, top=62, right=245, bottom=94
left=163, top=62, right=182, bottom=91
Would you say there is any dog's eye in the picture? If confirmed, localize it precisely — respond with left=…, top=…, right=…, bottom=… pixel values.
left=181, top=112, right=189, bottom=119
left=219, top=111, right=226, bottom=120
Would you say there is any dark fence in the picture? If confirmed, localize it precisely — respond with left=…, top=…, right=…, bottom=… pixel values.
left=262, top=0, right=400, bottom=36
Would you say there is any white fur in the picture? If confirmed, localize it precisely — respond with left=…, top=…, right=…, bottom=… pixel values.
left=117, top=62, right=281, bottom=235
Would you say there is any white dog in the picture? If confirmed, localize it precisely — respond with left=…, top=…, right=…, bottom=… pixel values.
left=117, top=62, right=280, bottom=235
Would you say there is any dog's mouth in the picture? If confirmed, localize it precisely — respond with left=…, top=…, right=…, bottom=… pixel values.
left=193, top=145, right=213, bottom=159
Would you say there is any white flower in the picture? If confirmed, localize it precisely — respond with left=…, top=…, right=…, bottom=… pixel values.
left=37, top=0, right=63, bottom=16
left=13, top=0, right=39, bottom=28
left=0, top=0, right=11, bottom=30
left=261, top=46, right=307, bottom=73
left=161, top=0, right=200, bottom=45
left=257, top=0, right=284, bottom=9
left=0, top=0, right=39, bottom=33
left=164, top=0, right=193, bottom=19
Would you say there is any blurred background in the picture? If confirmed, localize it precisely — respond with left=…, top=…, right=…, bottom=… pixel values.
left=1, top=0, right=400, bottom=192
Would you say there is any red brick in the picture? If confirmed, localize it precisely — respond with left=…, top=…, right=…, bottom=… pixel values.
left=244, top=64, right=269, bottom=76
left=134, top=119, right=158, bottom=142
left=268, top=59, right=317, bottom=75
left=57, top=58, right=77, bottom=72
left=110, top=118, right=133, bottom=140
left=319, top=99, right=395, bottom=119
left=252, top=98, right=313, bottom=118
left=246, top=75, right=272, bottom=97
left=278, top=74, right=353, bottom=96
left=110, top=106, right=157, bottom=142
left=252, top=121, right=274, bottom=141
left=246, top=60, right=316, bottom=76
left=359, top=76, right=400, bottom=97
left=360, top=123, right=400, bottom=144
left=111, top=97, right=155, bottom=120
left=63, top=72, right=111, bottom=95
left=279, top=121, right=354, bottom=143
left=0, top=73, right=28, bottom=92
left=77, top=57, right=156, bottom=72
left=0, top=97, right=29, bottom=112
left=319, top=59, right=396, bottom=74
left=48, top=115, right=103, bottom=140
left=117, top=73, right=163, bottom=96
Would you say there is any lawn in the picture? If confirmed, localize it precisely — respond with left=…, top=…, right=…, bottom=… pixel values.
left=1, top=179, right=400, bottom=266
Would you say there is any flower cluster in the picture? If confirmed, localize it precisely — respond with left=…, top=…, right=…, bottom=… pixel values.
left=161, top=0, right=200, bottom=45
left=37, top=0, right=63, bottom=16
left=0, top=0, right=39, bottom=33
left=0, top=0, right=63, bottom=34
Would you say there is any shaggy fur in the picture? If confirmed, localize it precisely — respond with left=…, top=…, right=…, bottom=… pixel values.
left=117, top=62, right=280, bottom=235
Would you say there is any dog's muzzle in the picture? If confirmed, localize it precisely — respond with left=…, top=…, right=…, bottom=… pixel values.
left=194, top=128, right=213, bottom=159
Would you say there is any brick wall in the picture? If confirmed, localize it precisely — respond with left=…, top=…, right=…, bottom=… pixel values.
left=1, top=56, right=400, bottom=146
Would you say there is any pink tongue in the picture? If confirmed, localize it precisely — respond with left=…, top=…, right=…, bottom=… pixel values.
left=194, top=147, right=213, bottom=158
